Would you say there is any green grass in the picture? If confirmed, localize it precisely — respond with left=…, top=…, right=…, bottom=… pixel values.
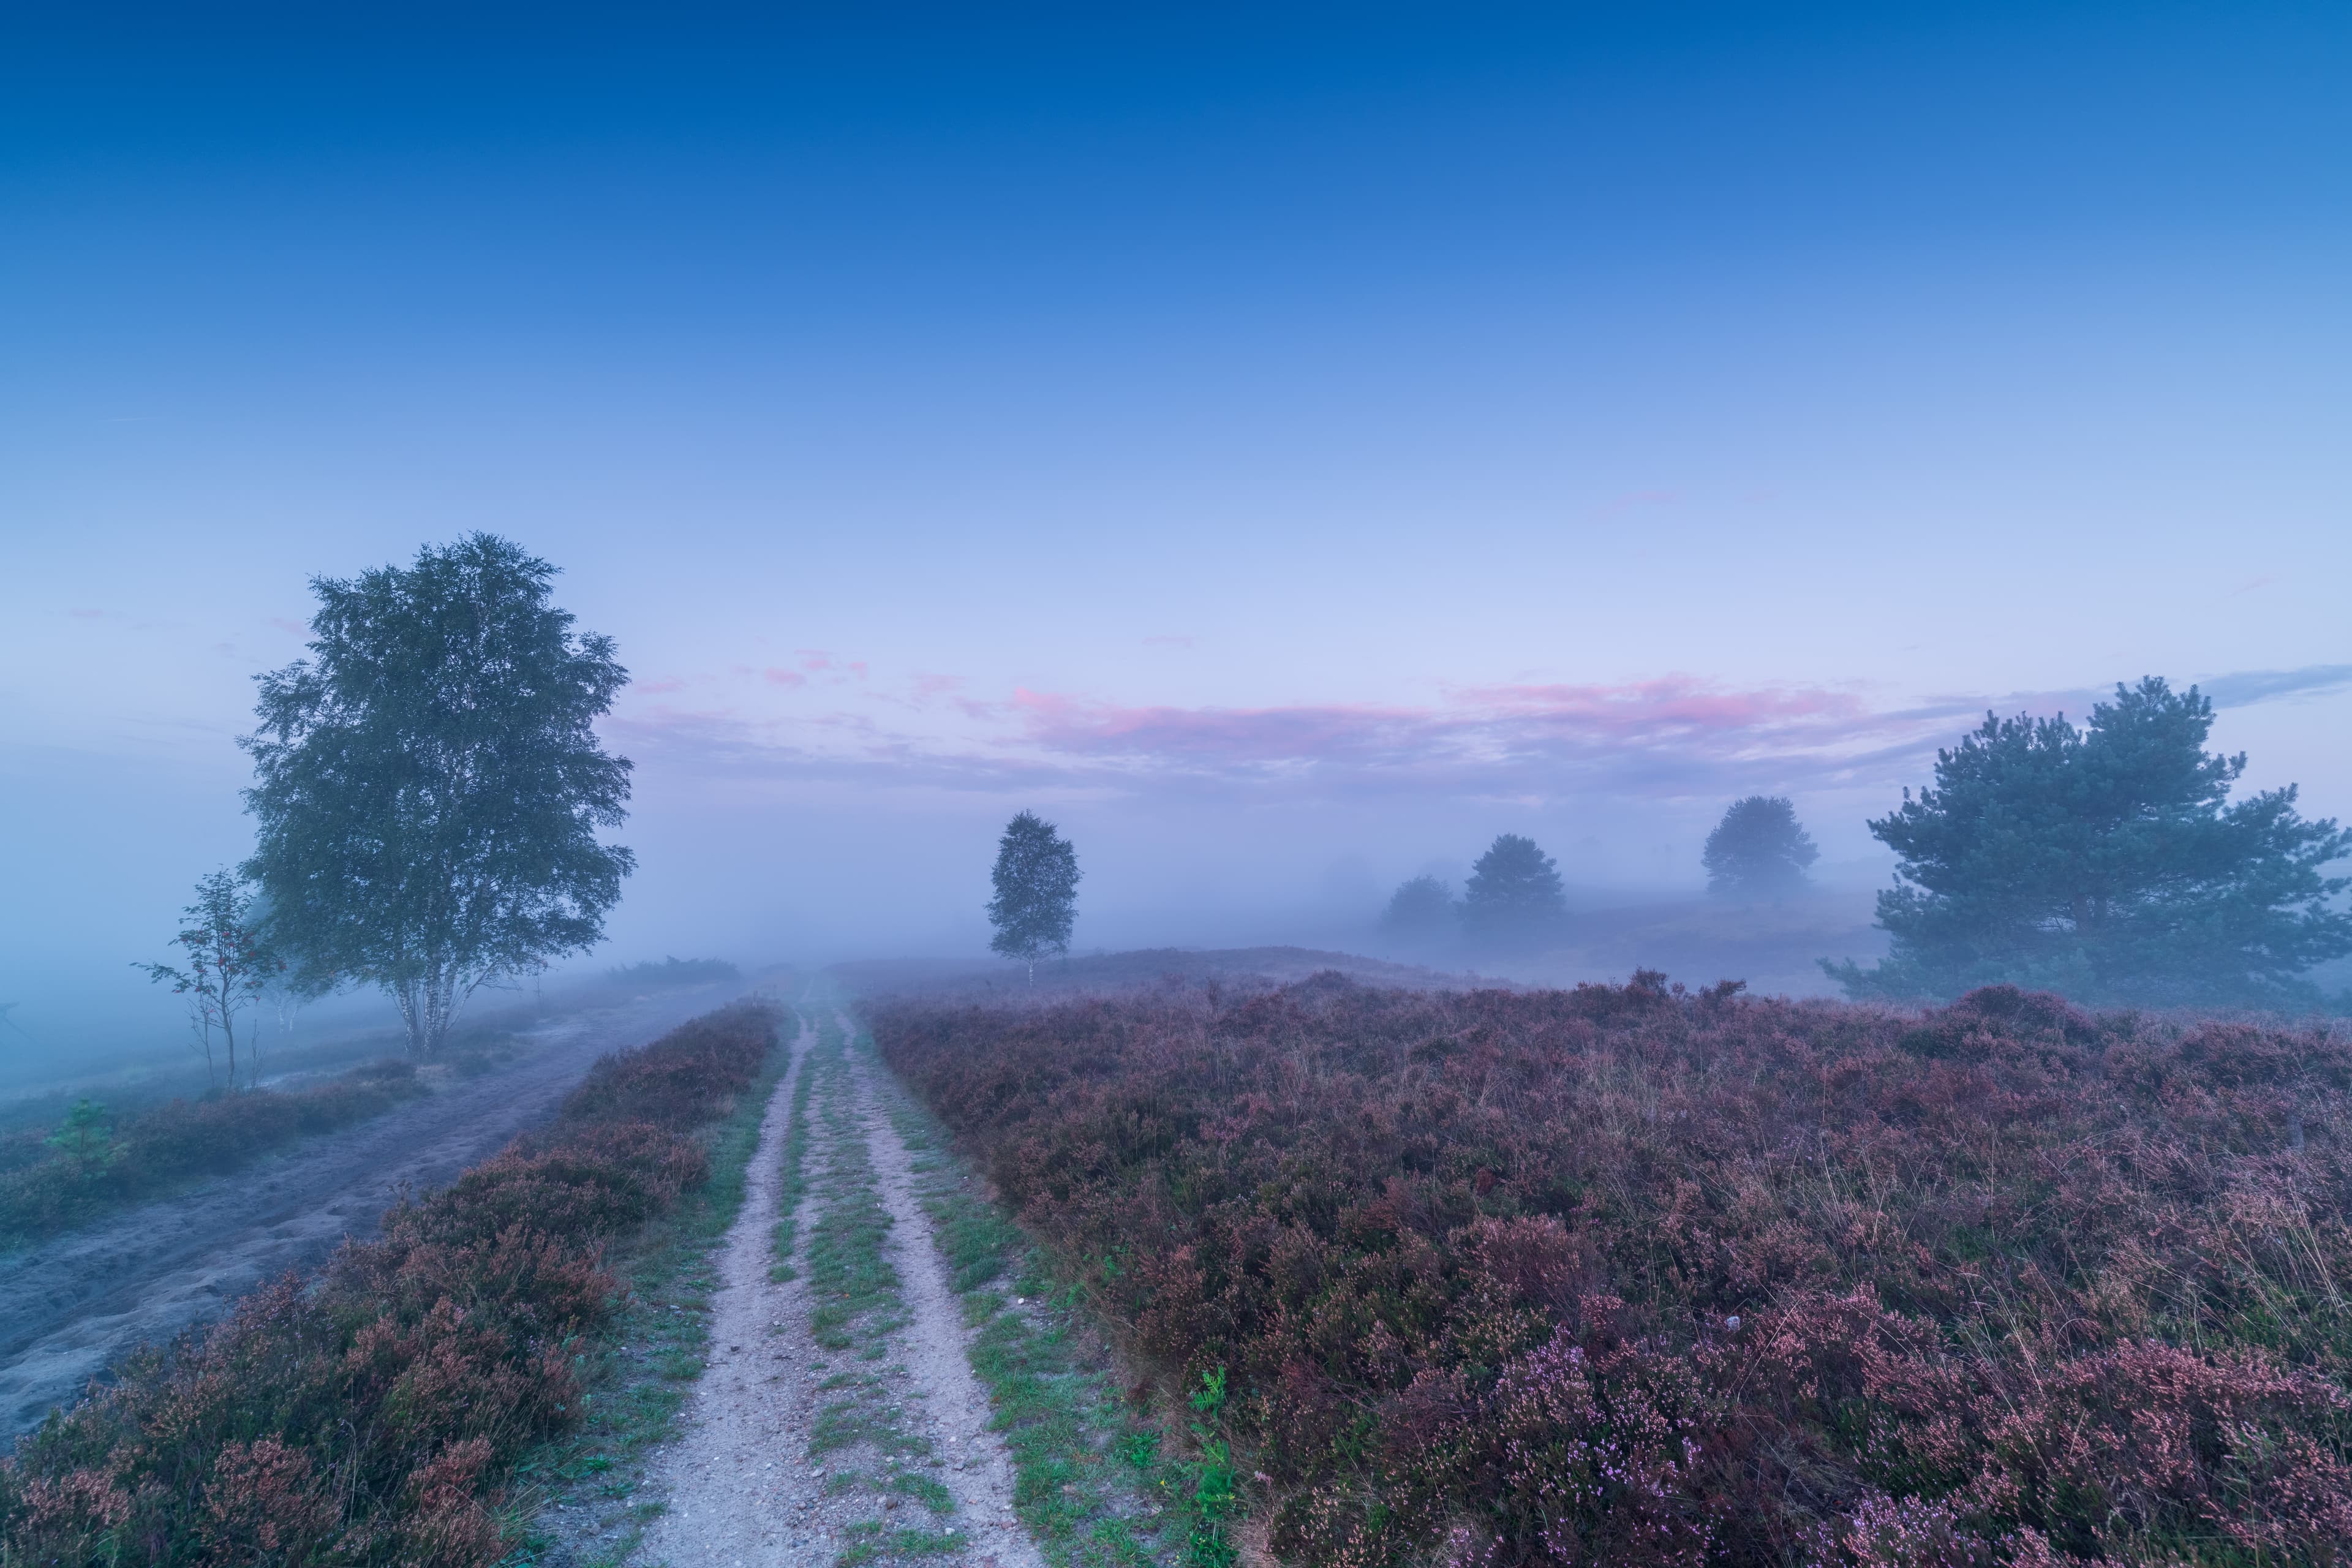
left=494, top=1008, right=801, bottom=1568
left=803, top=1017, right=912, bottom=1355
left=837, top=1522, right=971, bottom=1566
left=862, top=1025, right=1189, bottom=1568
left=768, top=1012, right=820, bottom=1283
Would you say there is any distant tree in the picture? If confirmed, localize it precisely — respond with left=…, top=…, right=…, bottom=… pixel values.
left=1379, top=875, right=1458, bottom=941
left=244, top=535, right=635, bottom=1057
left=1825, top=677, right=2352, bottom=1006
left=1461, top=834, right=1567, bottom=942
left=137, top=869, right=282, bottom=1091
left=1703, top=796, right=1820, bottom=899
left=988, top=810, right=1080, bottom=981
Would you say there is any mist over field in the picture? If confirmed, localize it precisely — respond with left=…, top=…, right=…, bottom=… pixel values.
left=3, top=6, right=2349, bottom=1065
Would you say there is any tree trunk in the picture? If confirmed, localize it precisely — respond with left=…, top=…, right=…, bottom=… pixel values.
left=396, top=964, right=465, bottom=1057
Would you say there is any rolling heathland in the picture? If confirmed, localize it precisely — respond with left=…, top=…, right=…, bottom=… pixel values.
left=873, top=974, right=2352, bottom=1567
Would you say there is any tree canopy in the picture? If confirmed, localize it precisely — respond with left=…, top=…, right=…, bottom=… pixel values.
left=1826, top=677, right=2351, bottom=1007
left=1379, top=875, right=1457, bottom=941
left=1461, top=833, right=1566, bottom=941
left=1703, top=796, right=1820, bottom=899
left=243, top=534, right=634, bottom=1055
left=988, top=810, right=1080, bottom=978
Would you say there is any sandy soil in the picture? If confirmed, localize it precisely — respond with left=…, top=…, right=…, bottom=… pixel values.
left=627, top=1011, right=1040, bottom=1568
left=0, top=984, right=742, bottom=1436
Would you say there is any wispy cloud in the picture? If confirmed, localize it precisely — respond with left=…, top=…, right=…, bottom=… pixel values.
left=608, top=664, right=2348, bottom=808
left=2200, top=665, right=2352, bottom=707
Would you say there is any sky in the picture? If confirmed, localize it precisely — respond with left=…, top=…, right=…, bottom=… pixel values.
left=4, top=2, right=2349, bottom=1046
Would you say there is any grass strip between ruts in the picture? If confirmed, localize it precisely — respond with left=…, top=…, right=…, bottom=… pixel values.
left=767, top=1009, right=820, bottom=1284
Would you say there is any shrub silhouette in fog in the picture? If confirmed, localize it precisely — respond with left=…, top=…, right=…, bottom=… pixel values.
left=1461, top=832, right=1566, bottom=943
left=1828, top=677, right=2351, bottom=1005
left=1378, top=874, right=1457, bottom=940
left=1702, top=795, right=1819, bottom=900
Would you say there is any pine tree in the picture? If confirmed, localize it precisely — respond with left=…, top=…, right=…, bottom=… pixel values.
left=1825, top=677, right=2351, bottom=1006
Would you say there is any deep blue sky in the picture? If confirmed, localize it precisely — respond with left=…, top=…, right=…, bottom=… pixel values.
left=6, top=3, right=2349, bottom=1031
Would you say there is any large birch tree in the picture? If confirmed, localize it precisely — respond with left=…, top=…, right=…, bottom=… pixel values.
left=243, top=534, right=634, bottom=1056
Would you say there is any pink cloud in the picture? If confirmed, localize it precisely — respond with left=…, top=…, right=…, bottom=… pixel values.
left=633, top=677, right=688, bottom=695
left=997, top=677, right=1877, bottom=776
left=763, top=667, right=808, bottom=688
left=605, top=667, right=2321, bottom=809
left=1456, top=676, right=1866, bottom=737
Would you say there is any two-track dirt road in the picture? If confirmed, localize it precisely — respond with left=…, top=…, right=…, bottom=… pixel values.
left=610, top=1009, right=1041, bottom=1568
left=0, top=985, right=744, bottom=1437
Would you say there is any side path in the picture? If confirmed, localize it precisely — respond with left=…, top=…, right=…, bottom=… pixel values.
left=0, top=984, right=744, bottom=1437
left=631, top=1009, right=1042, bottom=1568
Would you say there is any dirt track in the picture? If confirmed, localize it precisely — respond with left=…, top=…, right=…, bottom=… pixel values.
left=0, top=985, right=744, bottom=1437
left=625, top=1009, right=1040, bottom=1567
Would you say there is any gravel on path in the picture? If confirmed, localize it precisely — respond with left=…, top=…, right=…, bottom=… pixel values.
left=633, top=1010, right=1042, bottom=1568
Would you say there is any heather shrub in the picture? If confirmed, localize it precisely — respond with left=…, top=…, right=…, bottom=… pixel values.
left=0, top=1000, right=778, bottom=1564
left=872, top=978, right=2352, bottom=1566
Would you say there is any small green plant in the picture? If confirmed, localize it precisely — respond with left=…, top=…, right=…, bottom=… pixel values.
left=1184, top=1368, right=1237, bottom=1568
left=43, top=1099, right=117, bottom=1172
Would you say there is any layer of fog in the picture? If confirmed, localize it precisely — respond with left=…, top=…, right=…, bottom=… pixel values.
left=0, top=737, right=1904, bottom=1097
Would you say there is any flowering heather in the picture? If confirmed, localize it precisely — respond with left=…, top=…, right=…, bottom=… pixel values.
left=871, top=976, right=2352, bottom=1567
left=0, top=1000, right=778, bottom=1566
